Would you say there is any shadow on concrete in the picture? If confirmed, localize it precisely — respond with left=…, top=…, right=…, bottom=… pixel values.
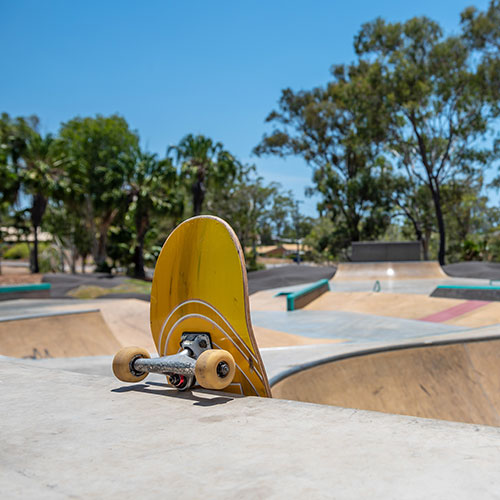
left=442, top=261, right=500, bottom=279
left=111, top=380, right=236, bottom=406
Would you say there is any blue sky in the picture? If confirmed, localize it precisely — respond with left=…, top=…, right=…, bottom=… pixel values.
left=0, top=0, right=491, bottom=216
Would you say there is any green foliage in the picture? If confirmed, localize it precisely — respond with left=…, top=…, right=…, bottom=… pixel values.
left=459, top=239, right=484, bottom=262
left=206, top=164, right=282, bottom=251
left=254, top=55, right=395, bottom=246
left=354, top=15, right=498, bottom=264
left=168, top=134, right=239, bottom=216
left=3, top=242, right=30, bottom=260
left=38, top=244, right=60, bottom=273
left=0, top=113, right=58, bottom=272
left=56, top=114, right=140, bottom=268
left=304, top=217, right=337, bottom=261
left=486, top=236, right=500, bottom=261
left=126, top=151, right=183, bottom=278
left=246, top=250, right=265, bottom=273
left=461, top=1, right=500, bottom=54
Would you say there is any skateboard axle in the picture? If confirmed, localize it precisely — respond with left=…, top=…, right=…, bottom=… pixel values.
left=113, top=333, right=236, bottom=391
left=133, top=349, right=196, bottom=377
left=131, top=333, right=216, bottom=390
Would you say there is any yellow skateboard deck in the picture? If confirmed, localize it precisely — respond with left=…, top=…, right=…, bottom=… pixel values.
left=150, top=216, right=271, bottom=397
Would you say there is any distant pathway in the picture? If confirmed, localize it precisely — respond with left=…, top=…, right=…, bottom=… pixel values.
left=37, top=261, right=500, bottom=300
left=247, top=265, right=336, bottom=295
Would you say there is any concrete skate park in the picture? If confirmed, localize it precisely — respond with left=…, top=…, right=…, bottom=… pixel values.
left=2, top=252, right=500, bottom=498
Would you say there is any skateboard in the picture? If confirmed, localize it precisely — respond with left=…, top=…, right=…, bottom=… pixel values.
left=112, top=215, right=271, bottom=397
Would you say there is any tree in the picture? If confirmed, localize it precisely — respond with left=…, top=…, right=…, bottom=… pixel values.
left=270, top=191, right=295, bottom=241
left=207, top=164, right=278, bottom=252
left=0, top=114, right=21, bottom=274
left=21, top=129, right=57, bottom=273
left=461, top=1, right=500, bottom=55
left=391, top=175, right=435, bottom=260
left=0, top=114, right=58, bottom=273
left=56, top=115, right=139, bottom=271
left=0, top=114, right=21, bottom=208
left=254, top=60, right=394, bottom=249
left=440, top=177, right=499, bottom=261
left=355, top=16, right=498, bottom=264
left=43, top=201, right=93, bottom=273
left=125, top=151, right=183, bottom=279
left=304, top=217, right=337, bottom=261
left=168, top=134, right=239, bottom=216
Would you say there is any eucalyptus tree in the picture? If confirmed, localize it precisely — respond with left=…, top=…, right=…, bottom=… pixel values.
left=56, top=115, right=139, bottom=271
left=254, top=60, right=394, bottom=248
left=391, top=174, right=435, bottom=260
left=271, top=191, right=295, bottom=241
left=168, top=134, right=239, bottom=216
left=355, top=16, right=498, bottom=264
left=461, top=1, right=500, bottom=55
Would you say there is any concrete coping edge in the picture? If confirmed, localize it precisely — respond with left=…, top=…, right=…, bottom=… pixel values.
left=0, top=308, right=101, bottom=323
left=268, top=332, right=500, bottom=387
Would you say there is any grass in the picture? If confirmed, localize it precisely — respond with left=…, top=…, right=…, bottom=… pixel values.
left=67, top=278, right=152, bottom=299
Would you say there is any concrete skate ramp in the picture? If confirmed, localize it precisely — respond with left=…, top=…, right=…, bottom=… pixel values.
left=334, top=261, right=446, bottom=280
left=0, top=309, right=122, bottom=359
left=272, top=337, right=500, bottom=426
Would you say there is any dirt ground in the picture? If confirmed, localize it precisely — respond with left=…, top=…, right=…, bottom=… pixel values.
left=0, top=272, right=42, bottom=285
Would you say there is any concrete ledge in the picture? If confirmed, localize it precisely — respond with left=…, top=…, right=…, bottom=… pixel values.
left=0, top=308, right=99, bottom=323
left=286, top=279, right=330, bottom=311
left=0, top=283, right=51, bottom=301
left=2, top=360, right=500, bottom=498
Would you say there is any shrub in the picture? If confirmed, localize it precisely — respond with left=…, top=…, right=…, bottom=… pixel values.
left=3, top=242, right=30, bottom=260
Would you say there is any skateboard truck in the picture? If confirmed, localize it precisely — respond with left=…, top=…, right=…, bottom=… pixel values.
left=112, top=333, right=236, bottom=391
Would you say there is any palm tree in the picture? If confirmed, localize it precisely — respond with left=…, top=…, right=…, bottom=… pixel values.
left=127, top=151, right=183, bottom=279
left=21, top=130, right=57, bottom=273
left=168, top=134, right=239, bottom=216
left=1, top=115, right=57, bottom=273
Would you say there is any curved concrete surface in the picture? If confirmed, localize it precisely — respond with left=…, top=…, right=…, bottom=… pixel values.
left=334, top=261, right=447, bottom=280
left=272, top=337, right=500, bottom=426
left=0, top=310, right=122, bottom=358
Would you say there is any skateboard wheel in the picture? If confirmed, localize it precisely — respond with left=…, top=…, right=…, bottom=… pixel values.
left=195, top=349, right=236, bottom=390
left=112, top=346, right=150, bottom=383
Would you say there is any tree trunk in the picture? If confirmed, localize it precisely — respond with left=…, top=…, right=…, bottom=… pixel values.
left=81, top=253, right=87, bottom=274
left=31, top=192, right=48, bottom=274
left=133, top=240, right=146, bottom=279
left=133, top=207, right=149, bottom=280
left=96, top=231, right=108, bottom=269
left=430, top=181, right=446, bottom=265
left=192, top=181, right=205, bottom=216
left=87, top=197, right=98, bottom=265
left=422, top=235, right=430, bottom=261
left=192, top=171, right=206, bottom=216
left=70, top=245, right=78, bottom=274
left=95, top=210, right=118, bottom=271
left=32, top=225, right=40, bottom=273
